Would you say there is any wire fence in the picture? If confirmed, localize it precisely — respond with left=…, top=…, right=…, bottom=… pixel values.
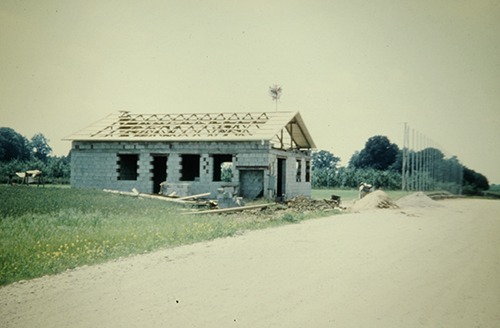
left=401, top=123, right=463, bottom=194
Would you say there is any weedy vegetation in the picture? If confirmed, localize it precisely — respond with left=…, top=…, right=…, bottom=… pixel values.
left=1, top=186, right=339, bottom=286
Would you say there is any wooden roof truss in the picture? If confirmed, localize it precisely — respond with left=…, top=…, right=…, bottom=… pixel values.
left=91, top=112, right=271, bottom=139
left=66, top=110, right=316, bottom=149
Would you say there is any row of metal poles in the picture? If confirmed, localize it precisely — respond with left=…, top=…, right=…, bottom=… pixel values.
left=401, top=123, right=463, bottom=194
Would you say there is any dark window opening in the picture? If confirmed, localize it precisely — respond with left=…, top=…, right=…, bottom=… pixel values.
left=296, top=159, right=302, bottom=182
left=181, top=154, right=200, bottom=181
left=305, top=160, right=311, bottom=182
left=213, top=154, right=233, bottom=182
left=118, top=154, right=139, bottom=180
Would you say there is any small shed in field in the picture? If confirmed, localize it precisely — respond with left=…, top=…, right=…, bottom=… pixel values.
left=65, top=111, right=316, bottom=200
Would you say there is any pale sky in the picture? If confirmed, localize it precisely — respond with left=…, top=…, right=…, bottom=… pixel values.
left=1, top=0, right=499, bottom=183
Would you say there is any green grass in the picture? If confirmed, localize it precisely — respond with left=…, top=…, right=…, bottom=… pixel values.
left=0, top=186, right=429, bottom=286
left=0, top=186, right=339, bottom=286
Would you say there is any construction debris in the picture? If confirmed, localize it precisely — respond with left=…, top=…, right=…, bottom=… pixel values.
left=103, top=188, right=345, bottom=216
left=216, top=186, right=244, bottom=209
left=286, top=196, right=340, bottom=212
left=183, top=203, right=274, bottom=215
left=103, top=189, right=206, bottom=206
left=177, top=193, right=212, bottom=201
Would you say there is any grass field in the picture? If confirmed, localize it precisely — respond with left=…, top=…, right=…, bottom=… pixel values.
left=1, top=186, right=415, bottom=286
left=1, top=186, right=345, bottom=286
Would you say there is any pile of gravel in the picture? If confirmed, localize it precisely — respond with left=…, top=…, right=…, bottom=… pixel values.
left=349, top=190, right=398, bottom=212
left=396, top=192, right=442, bottom=208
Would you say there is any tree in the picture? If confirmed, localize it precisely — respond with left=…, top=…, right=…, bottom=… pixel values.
left=46, top=156, right=70, bottom=182
left=422, top=147, right=445, bottom=161
left=268, top=84, right=282, bottom=111
left=462, top=166, right=489, bottom=195
left=350, top=135, right=399, bottom=170
left=30, top=133, right=52, bottom=162
left=388, top=149, right=403, bottom=172
left=0, top=127, right=30, bottom=162
left=348, top=151, right=360, bottom=168
left=312, top=150, right=341, bottom=170
left=311, top=150, right=341, bottom=188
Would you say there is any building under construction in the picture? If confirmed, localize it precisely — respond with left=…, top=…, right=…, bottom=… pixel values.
left=65, top=111, right=316, bottom=200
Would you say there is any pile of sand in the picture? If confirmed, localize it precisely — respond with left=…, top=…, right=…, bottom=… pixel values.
left=349, top=190, right=398, bottom=212
left=396, top=192, right=442, bottom=208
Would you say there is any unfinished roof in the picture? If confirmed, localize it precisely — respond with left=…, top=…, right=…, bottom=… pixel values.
left=65, top=111, right=316, bottom=149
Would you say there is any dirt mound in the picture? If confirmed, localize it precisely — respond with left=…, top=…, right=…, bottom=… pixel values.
left=396, top=192, right=442, bottom=208
left=349, top=190, right=398, bottom=212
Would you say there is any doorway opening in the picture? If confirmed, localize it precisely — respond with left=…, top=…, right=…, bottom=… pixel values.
left=151, top=155, right=167, bottom=193
left=277, top=158, right=286, bottom=199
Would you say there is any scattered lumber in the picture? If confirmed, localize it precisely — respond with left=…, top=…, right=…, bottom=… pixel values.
left=104, top=189, right=275, bottom=214
left=183, top=203, right=274, bottom=215
left=103, top=189, right=137, bottom=196
left=103, top=189, right=198, bottom=205
left=177, top=193, right=212, bottom=200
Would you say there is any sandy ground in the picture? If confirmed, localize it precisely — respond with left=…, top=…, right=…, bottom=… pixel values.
left=1, top=198, right=500, bottom=328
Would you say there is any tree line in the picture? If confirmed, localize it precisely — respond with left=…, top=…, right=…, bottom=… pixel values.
left=312, top=135, right=490, bottom=195
left=0, top=127, right=491, bottom=194
left=0, top=127, right=70, bottom=184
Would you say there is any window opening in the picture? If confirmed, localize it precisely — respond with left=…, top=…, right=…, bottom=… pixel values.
left=213, top=154, right=233, bottom=182
left=296, top=159, right=302, bottom=182
left=118, top=154, right=139, bottom=180
left=305, top=160, right=311, bottom=182
left=181, top=154, right=200, bottom=181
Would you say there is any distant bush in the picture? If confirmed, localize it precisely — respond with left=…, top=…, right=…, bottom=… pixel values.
left=490, top=184, right=500, bottom=192
left=312, top=167, right=401, bottom=190
left=0, top=156, right=70, bottom=184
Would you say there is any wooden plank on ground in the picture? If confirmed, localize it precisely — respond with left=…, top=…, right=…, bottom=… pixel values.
left=183, top=203, right=274, bottom=215
left=103, top=189, right=198, bottom=204
left=177, top=193, right=211, bottom=200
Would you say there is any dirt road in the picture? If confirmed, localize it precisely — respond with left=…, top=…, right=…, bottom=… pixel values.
left=1, top=198, right=499, bottom=327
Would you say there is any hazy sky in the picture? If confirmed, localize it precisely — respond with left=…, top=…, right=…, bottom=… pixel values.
left=1, top=0, right=499, bottom=183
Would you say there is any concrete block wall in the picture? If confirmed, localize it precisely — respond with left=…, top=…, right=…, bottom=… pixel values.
left=268, top=149, right=312, bottom=200
left=70, top=140, right=311, bottom=199
left=71, top=145, right=153, bottom=192
left=286, top=155, right=312, bottom=199
left=167, top=153, right=181, bottom=182
left=70, top=151, right=116, bottom=189
left=161, top=183, right=191, bottom=197
left=230, top=154, right=240, bottom=183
